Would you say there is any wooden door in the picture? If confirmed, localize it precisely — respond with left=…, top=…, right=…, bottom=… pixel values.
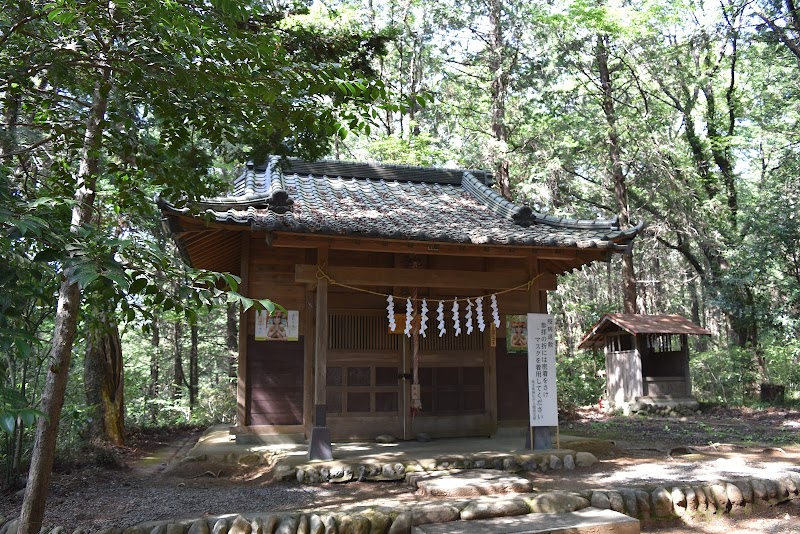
left=247, top=338, right=304, bottom=425
left=496, top=340, right=529, bottom=422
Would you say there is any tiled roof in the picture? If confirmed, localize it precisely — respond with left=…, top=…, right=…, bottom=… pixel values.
left=578, top=314, right=712, bottom=349
left=160, top=157, right=642, bottom=251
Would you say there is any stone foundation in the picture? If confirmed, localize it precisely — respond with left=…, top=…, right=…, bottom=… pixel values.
left=281, top=450, right=597, bottom=484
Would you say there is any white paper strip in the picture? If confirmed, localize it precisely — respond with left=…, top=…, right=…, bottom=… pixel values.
left=465, top=299, right=474, bottom=335
left=490, top=294, right=500, bottom=327
left=476, top=296, right=485, bottom=332
left=437, top=300, right=446, bottom=337
left=404, top=297, right=413, bottom=337
left=387, top=295, right=396, bottom=331
left=420, top=299, right=429, bottom=338
left=452, top=299, right=461, bottom=336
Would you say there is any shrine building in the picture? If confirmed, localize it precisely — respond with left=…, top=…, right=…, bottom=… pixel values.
left=159, top=158, right=642, bottom=457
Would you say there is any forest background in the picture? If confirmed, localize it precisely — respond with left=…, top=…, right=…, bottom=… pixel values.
left=1, top=0, right=799, bottom=524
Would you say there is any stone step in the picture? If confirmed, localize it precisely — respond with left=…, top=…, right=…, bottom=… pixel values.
left=409, top=469, right=534, bottom=497
left=412, top=507, right=640, bottom=534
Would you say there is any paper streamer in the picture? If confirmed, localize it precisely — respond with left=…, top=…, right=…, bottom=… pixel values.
left=404, top=297, right=413, bottom=337
left=490, top=294, right=500, bottom=328
left=420, top=298, right=429, bottom=338
left=387, top=295, right=396, bottom=331
left=476, top=296, right=485, bottom=332
left=437, top=300, right=446, bottom=337
left=452, top=298, right=461, bottom=336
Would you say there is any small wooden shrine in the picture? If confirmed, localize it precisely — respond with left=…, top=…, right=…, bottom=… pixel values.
left=578, top=314, right=711, bottom=406
left=159, top=158, right=642, bottom=456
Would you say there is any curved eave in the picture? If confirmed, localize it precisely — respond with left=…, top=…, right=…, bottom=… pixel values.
left=163, top=213, right=616, bottom=278
left=166, top=208, right=633, bottom=250
left=161, top=207, right=247, bottom=275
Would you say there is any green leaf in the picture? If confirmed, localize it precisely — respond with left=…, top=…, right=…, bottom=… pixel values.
left=102, top=267, right=129, bottom=288
left=128, top=277, right=148, bottom=295
left=221, top=273, right=240, bottom=291
left=257, top=299, right=276, bottom=313
left=19, top=409, right=40, bottom=427
left=34, top=249, right=61, bottom=262
left=0, top=414, right=15, bottom=434
left=68, top=266, right=100, bottom=289
left=237, top=295, right=255, bottom=311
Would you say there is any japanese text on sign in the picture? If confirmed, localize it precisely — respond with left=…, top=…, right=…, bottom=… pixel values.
left=527, top=313, right=558, bottom=427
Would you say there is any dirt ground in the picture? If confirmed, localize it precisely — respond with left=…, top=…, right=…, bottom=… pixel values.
left=563, top=406, right=800, bottom=533
left=0, top=406, right=798, bottom=533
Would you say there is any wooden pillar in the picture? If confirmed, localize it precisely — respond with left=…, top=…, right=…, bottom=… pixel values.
left=302, top=250, right=315, bottom=438
left=526, top=257, right=553, bottom=450
left=308, top=249, right=332, bottom=460
left=682, top=334, right=692, bottom=397
left=236, top=232, right=250, bottom=427
left=483, top=260, right=497, bottom=435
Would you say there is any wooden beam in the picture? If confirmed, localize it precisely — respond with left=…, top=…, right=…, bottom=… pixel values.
left=296, top=264, right=557, bottom=291
left=264, top=231, right=595, bottom=260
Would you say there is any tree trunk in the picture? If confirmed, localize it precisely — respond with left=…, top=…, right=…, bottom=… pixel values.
left=596, top=33, right=638, bottom=314
left=489, top=0, right=512, bottom=200
left=149, top=317, right=160, bottom=424
left=226, top=302, right=238, bottom=393
left=0, top=89, right=19, bottom=157
left=173, top=321, right=184, bottom=400
left=18, top=73, right=110, bottom=534
left=84, top=304, right=125, bottom=446
left=189, top=317, right=199, bottom=408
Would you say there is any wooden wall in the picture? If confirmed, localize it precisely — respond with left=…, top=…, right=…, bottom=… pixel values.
left=241, top=236, right=550, bottom=439
left=605, top=348, right=643, bottom=404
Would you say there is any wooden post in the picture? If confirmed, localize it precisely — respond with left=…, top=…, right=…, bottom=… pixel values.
left=682, top=334, right=692, bottom=397
left=528, top=257, right=553, bottom=450
left=302, top=250, right=315, bottom=439
left=236, top=232, right=250, bottom=427
left=308, top=250, right=332, bottom=460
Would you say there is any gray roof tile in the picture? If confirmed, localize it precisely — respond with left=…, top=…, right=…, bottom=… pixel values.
left=161, top=158, right=642, bottom=252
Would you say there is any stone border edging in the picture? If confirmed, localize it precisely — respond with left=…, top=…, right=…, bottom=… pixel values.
left=280, top=451, right=597, bottom=484
left=2, top=470, right=797, bottom=534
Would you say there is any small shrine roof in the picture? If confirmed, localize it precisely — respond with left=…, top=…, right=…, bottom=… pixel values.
left=578, top=314, right=712, bottom=349
left=159, top=157, right=642, bottom=252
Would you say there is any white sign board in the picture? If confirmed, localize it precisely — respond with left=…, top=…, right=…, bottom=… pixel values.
left=527, top=313, right=558, bottom=427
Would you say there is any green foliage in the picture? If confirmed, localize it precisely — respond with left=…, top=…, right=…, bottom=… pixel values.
left=691, top=347, right=758, bottom=405
left=0, top=0, right=391, bottom=496
left=556, top=350, right=605, bottom=410
left=121, top=304, right=236, bottom=428
left=356, top=130, right=457, bottom=166
left=691, top=341, right=800, bottom=406
left=0, top=387, right=44, bottom=434
left=759, top=341, right=800, bottom=400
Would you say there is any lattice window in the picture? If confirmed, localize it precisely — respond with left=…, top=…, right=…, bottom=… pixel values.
left=329, top=312, right=484, bottom=351
left=328, top=313, right=399, bottom=350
